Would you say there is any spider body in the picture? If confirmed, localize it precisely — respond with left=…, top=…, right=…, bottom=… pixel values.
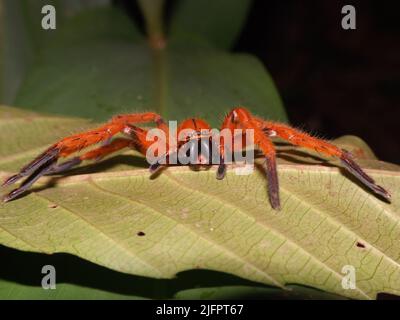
left=2, top=107, right=391, bottom=210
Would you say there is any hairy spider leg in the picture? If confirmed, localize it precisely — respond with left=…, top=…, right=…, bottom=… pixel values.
left=56, top=124, right=172, bottom=173
left=2, top=139, right=133, bottom=202
left=2, top=112, right=166, bottom=202
left=219, top=107, right=281, bottom=210
left=116, top=124, right=168, bottom=174
left=46, top=138, right=134, bottom=174
left=217, top=112, right=255, bottom=180
left=251, top=114, right=391, bottom=201
left=46, top=123, right=166, bottom=175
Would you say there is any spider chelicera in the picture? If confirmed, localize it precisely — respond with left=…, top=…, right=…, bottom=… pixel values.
left=2, top=107, right=391, bottom=209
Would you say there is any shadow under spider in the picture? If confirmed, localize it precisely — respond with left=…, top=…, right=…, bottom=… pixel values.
left=22, top=154, right=214, bottom=195
left=10, top=147, right=389, bottom=204
left=6, top=154, right=148, bottom=200
left=272, top=148, right=390, bottom=203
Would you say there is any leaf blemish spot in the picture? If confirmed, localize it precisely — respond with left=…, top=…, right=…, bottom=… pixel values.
left=48, top=204, right=58, bottom=209
left=356, top=241, right=366, bottom=248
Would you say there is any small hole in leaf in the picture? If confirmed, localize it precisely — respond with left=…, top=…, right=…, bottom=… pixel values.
left=137, top=231, right=145, bottom=237
left=356, top=241, right=365, bottom=248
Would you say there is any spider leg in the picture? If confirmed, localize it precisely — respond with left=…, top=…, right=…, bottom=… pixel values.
left=3, top=156, right=57, bottom=202
left=122, top=123, right=170, bottom=174
left=3, top=112, right=163, bottom=186
left=79, top=138, right=133, bottom=162
left=259, top=120, right=391, bottom=201
left=218, top=108, right=258, bottom=180
left=2, top=146, right=60, bottom=187
left=340, top=150, right=390, bottom=201
left=46, top=138, right=133, bottom=175
left=220, top=107, right=281, bottom=210
left=263, top=154, right=280, bottom=210
left=3, top=138, right=135, bottom=202
left=2, top=112, right=165, bottom=200
left=253, top=131, right=280, bottom=210
left=217, top=112, right=236, bottom=180
left=149, top=152, right=176, bottom=174
left=216, top=132, right=247, bottom=180
left=52, top=112, right=165, bottom=159
left=45, top=157, right=82, bottom=175
left=216, top=156, right=226, bottom=180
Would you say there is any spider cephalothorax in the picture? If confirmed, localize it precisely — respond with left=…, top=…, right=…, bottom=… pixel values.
left=148, top=118, right=220, bottom=173
left=2, top=107, right=391, bottom=210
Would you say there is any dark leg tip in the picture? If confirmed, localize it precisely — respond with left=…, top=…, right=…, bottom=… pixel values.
left=2, top=188, right=24, bottom=203
left=375, top=186, right=392, bottom=203
left=2, top=146, right=60, bottom=188
left=46, top=157, right=82, bottom=175
left=269, top=193, right=281, bottom=211
left=149, top=162, right=162, bottom=174
left=264, top=156, right=281, bottom=211
left=2, top=174, right=21, bottom=187
left=216, top=163, right=226, bottom=180
left=340, top=151, right=392, bottom=203
left=216, top=156, right=226, bottom=180
left=3, top=156, right=57, bottom=203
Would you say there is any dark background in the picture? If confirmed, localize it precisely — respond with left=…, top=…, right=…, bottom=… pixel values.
left=119, top=0, right=399, bottom=163
left=235, top=0, right=399, bottom=163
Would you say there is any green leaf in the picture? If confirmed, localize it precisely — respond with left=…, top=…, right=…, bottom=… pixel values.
left=0, top=279, right=145, bottom=300
left=5, top=3, right=285, bottom=124
left=170, top=0, right=253, bottom=49
left=173, top=285, right=346, bottom=300
left=0, top=0, right=115, bottom=104
left=0, top=0, right=33, bottom=104
left=1, top=106, right=399, bottom=300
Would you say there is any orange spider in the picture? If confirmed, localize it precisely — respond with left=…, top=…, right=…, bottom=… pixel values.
left=1, top=107, right=391, bottom=210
